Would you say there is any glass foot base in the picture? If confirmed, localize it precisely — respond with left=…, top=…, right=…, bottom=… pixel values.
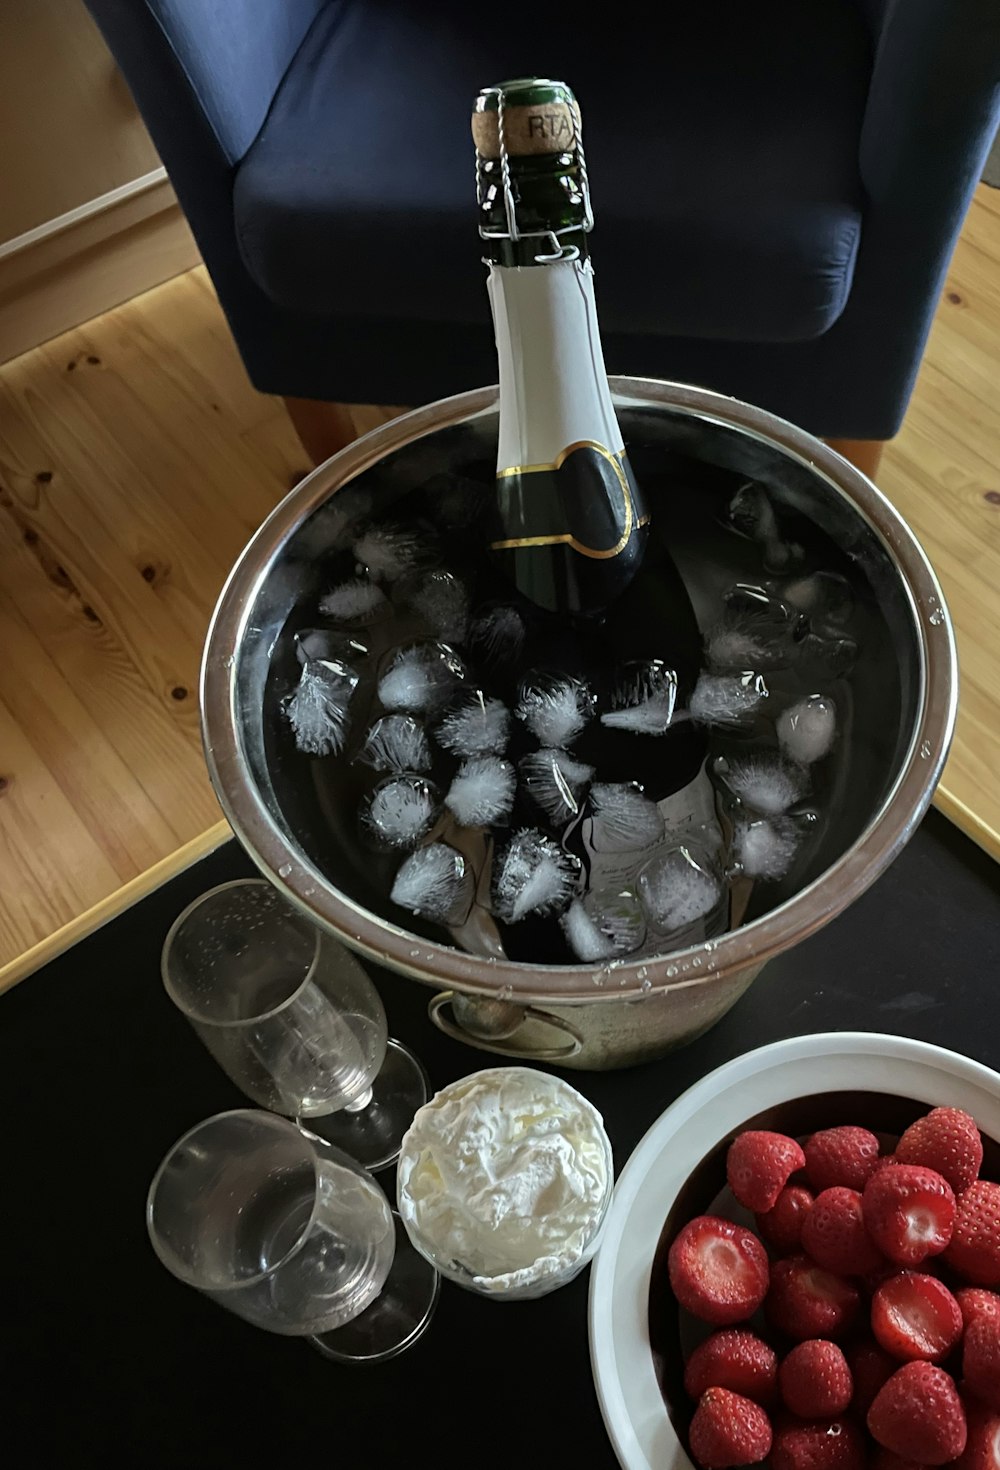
left=300, top=1039, right=428, bottom=1172
left=308, top=1214, right=439, bottom=1365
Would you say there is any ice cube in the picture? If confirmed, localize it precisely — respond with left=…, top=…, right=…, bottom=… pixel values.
left=560, top=900, right=615, bottom=962
left=445, top=755, right=516, bottom=828
left=285, top=658, right=359, bottom=756
left=726, top=482, right=804, bottom=573
left=390, top=843, right=474, bottom=924
left=516, top=672, right=595, bottom=748
left=782, top=571, right=854, bottom=628
left=732, top=815, right=802, bottom=879
left=295, top=628, right=369, bottom=667
left=408, top=570, right=470, bottom=644
left=436, top=692, right=510, bottom=757
left=706, top=598, right=801, bottom=671
left=776, top=695, right=836, bottom=765
left=689, top=671, right=768, bottom=727
left=600, top=660, right=678, bottom=735
left=491, top=829, right=581, bottom=923
left=717, top=752, right=809, bottom=815
left=561, top=886, right=647, bottom=961
left=360, top=775, right=440, bottom=849
left=588, top=783, right=665, bottom=852
left=796, top=632, right=859, bottom=678
left=518, top=748, right=595, bottom=824
left=377, top=642, right=466, bottom=714
left=358, top=714, right=431, bottom=774
left=352, top=521, right=431, bottom=583
left=468, top=605, right=527, bottom=670
left=637, top=845, right=725, bottom=935
left=419, top=471, right=491, bottom=532
left=318, top=578, right=389, bottom=624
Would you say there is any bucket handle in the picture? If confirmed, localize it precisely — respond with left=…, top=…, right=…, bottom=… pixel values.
left=427, top=991, right=584, bottom=1062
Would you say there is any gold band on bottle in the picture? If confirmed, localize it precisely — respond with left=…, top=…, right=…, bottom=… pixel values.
left=492, top=440, right=638, bottom=559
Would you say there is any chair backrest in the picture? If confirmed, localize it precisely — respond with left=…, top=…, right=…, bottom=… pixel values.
left=88, top=0, right=329, bottom=164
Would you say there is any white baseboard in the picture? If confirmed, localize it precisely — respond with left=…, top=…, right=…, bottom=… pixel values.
left=0, top=167, right=202, bottom=364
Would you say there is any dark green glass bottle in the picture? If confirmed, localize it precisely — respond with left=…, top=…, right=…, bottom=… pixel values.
left=473, top=78, right=649, bottom=616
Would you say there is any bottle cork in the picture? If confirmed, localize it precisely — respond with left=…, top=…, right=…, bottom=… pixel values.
left=472, top=78, right=581, bottom=159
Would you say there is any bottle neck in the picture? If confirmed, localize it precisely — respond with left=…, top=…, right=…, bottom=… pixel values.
left=488, top=257, right=622, bottom=473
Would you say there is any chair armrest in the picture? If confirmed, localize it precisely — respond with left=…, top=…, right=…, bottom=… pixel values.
left=860, top=0, right=1000, bottom=212
left=86, top=0, right=331, bottom=165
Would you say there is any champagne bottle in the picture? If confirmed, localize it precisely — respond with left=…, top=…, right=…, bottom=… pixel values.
left=472, top=78, right=649, bottom=616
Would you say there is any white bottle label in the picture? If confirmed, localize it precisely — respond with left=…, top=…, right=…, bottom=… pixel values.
left=488, top=259, right=623, bottom=473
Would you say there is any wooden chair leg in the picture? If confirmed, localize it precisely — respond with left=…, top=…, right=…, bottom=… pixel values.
left=825, top=438, right=886, bottom=481
left=284, top=397, right=357, bottom=465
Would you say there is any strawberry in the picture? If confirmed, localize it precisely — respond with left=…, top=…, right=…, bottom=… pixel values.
left=953, top=1398, right=1000, bottom=1470
left=871, top=1271, right=963, bottom=1361
left=862, top=1164, right=956, bottom=1266
left=872, top=1451, right=931, bottom=1470
left=757, top=1186, right=815, bottom=1256
left=848, top=1341, right=896, bottom=1416
left=804, top=1127, right=881, bottom=1193
left=867, top=1362, right=968, bottom=1464
left=669, top=1215, right=770, bottom=1325
left=946, top=1181, right=1000, bottom=1286
left=684, top=1329, right=778, bottom=1405
left=801, top=1187, right=884, bottom=1275
left=964, top=1316, right=1000, bottom=1411
left=771, top=1414, right=865, bottom=1470
left=689, top=1387, right=773, bottom=1468
left=896, top=1107, right=984, bottom=1195
left=779, top=1339, right=853, bottom=1418
left=728, top=1131, right=807, bottom=1213
left=958, top=1288, right=1000, bottom=1330
left=765, top=1255, right=861, bottom=1341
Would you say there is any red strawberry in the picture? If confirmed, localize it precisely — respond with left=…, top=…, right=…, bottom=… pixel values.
left=848, top=1341, right=897, bottom=1416
left=871, top=1271, right=963, bottom=1361
left=728, top=1131, right=807, bottom=1213
left=804, top=1127, right=881, bottom=1193
left=863, top=1164, right=956, bottom=1266
left=896, top=1108, right=983, bottom=1195
left=801, top=1187, right=884, bottom=1275
left=765, top=1255, right=861, bottom=1341
left=669, top=1215, right=770, bottom=1325
left=684, top=1329, right=779, bottom=1405
left=689, top=1387, right=773, bottom=1468
left=757, top=1186, right=815, bottom=1256
left=771, top=1414, right=865, bottom=1470
left=946, top=1181, right=1000, bottom=1286
left=953, top=1398, right=1000, bottom=1470
left=779, top=1339, right=853, bottom=1418
left=867, top=1362, right=968, bottom=1464
left=872, top=1451, right=931, bottom=1470
left=958, top=1288, right=1000, bottom=1330
left=964, top=1317, right=1000, bottom=1411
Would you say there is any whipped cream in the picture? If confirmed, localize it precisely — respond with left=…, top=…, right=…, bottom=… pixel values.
left=397, top=1066, right=612, bottom=1297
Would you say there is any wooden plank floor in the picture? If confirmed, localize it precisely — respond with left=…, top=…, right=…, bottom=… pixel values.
left=1, top=189, right=999, bottom=979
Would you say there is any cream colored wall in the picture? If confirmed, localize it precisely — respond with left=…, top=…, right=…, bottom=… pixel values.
left=0, top=0, right=200, bottom=362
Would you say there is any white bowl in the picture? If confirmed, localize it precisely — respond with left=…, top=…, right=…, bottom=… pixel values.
left=588, top=1031, right=1000, bottom=1470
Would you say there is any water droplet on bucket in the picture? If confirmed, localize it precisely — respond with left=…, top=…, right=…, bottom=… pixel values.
left=640, top=976, right=653, bottom=994
left=929, top=608, right=944, bottom=626
left=409, top=947, right=421, bottom=958
left=637, top=966, right=649, bottom=982
left=919, top=739, right=932, bottom=758
left=223, top=654, right=235, bottom=670
left=496, top=983, right=513, bottom=1001
left=666, top=964, right=679, bottom=978
left=277, top=863, right=292, bottom=879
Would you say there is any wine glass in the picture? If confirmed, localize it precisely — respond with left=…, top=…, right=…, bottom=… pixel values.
left=147, top=1110, right=438, bottom=1362
left=161, top=879, right=427, bottom=1170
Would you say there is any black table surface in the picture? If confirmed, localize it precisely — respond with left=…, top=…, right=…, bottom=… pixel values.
left=3, top=810, right=1000, bottom=1469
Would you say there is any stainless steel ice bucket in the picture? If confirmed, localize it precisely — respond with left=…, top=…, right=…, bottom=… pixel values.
left=201, top=380, right=957, bottom=1069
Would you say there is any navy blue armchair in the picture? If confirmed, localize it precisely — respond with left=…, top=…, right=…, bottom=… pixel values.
left=85, top=0, right=1000, bottom=463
